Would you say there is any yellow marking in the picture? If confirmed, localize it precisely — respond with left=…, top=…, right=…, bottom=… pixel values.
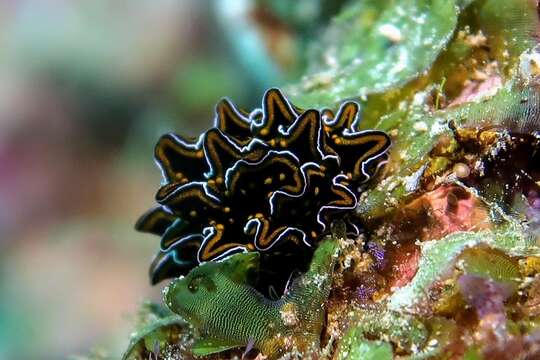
left=336, top=102, right=358, bottom=128
left=264, top=177, right=272, bottom=185
left=229, top=155, right=302, bottom=196
left=137, top=208, right=170, bottom=231
left=205, top=130, right=244, bottom=178
left=266, top=89, right=295, bottom=123
left=311, top=231, right=317, bottom=238
left=174, top=188, right=220, bottom=209
left=263, top=226, right=294, bottom=247
left=217, top=99, right=250, bottom=131
left=224, top=206, right=231, bottom=213
left=329, top=187, right=356, bottom=207
left=216, top=177, right=223, bottom=184
left=189, top=210, right=197, bottom=217
left=155, top=135, right=205, bottom=180
left=250, top=217, right=283, bottom=248
left=156, top=183, right=178, bottom=201
left=306, top=168, right=324, bottom=177
left=348, top=133, right=390, bottom=179
left=314, top=187, right=320, bottom=195
left=279, top=139, right=287, bottom=147
left=260, top=128, right=269, bottom=136
left=199, top=226, right=241, bottom=261
left=284, top=111, right=317, bottom=154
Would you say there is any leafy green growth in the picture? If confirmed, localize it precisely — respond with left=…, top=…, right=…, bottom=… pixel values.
left=122, top=302, right=190, bottom=360
left=164, top=237, right=341, bottom=359
left=476, top=0, right=539, bottom=74
left=389, top=223, right=540, bottom=311
left=358, top=79, right=540, bottom=218
left=337, top=336, right=393, bottom=360
left=336, top=307, right=428, bottom=359
left=287, top=0, right=458, bottom=108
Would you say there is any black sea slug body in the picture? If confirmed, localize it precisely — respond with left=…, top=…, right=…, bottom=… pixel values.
left=136, top=88, right=390, bottom=284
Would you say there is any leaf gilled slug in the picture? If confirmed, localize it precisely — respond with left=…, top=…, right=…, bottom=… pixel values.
left=136, top=88, right=390, bottom=284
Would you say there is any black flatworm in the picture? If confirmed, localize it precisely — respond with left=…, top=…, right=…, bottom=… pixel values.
left=136, top=88, right=390, bottom=284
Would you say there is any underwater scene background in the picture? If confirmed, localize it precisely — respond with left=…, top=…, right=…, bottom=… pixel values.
left=0, top=1, right=284, bottom=358
left=3, top=0, right=540, bottom=359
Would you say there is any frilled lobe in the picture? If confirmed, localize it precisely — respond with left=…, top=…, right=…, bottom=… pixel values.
left=136, top=88, right=390, bottom=284
left=154, top=134, right=206, bottom=184
left=214, top=98, right=251, bottom=138
left=135, top=206, right=175, bottom=236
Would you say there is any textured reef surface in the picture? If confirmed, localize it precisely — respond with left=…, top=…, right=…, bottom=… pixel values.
left=124, top=0, right=540, bottom=359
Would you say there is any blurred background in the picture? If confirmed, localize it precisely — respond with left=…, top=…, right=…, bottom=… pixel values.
left=0, top=0, right=345, bottom=358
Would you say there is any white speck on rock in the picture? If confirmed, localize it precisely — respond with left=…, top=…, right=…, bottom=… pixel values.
left=379, top=23, right=403, bottom=43
left=413, top=121, right=428, bottom=132
left=429, top=118, right=448, bottom=137
left=403, top=164, right=428, bottom=193
left=519, top=46, right=540, bottom=80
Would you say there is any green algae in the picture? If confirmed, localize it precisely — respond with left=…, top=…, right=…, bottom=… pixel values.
left=336, top=307, right=428, bottom=359
left=164, top=237, right=341, bottom=359
left=405, top=317, right=461, bottom=360
left=337, top=222, right=537, bottom=358
left=287, top=0, right=459, bottom=108
left=337, top=335, right=393, bottom=360
left=388, top=223, right=539, bottom=312
left=286, top=0, right=539, bottom=111
left=459, top=247, right=521, bottom=288
left=122, top=303, right=190, bottom=360
left=476, top=0, right=540, bottom=75
left=463, top=346, right=483, bottom=360
left=280, top=0, right=540, bottom=223
left=358, top=78, right=540, bottom=219
left=122, top=316, right=189, bottom=360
